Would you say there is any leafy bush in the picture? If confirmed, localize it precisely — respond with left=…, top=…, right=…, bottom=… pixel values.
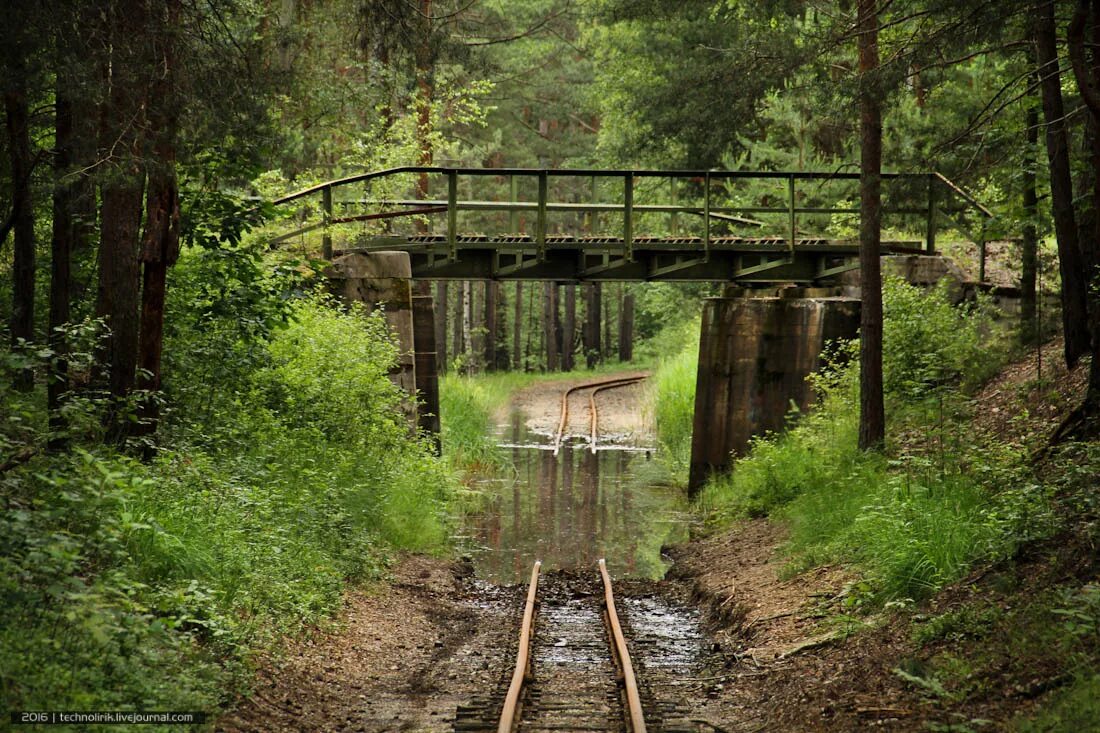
left=881, top=276, right=1005, bottom=398
left=1, top=267, right=454, bottom=718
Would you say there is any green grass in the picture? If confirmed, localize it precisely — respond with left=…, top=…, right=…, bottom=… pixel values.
left=1014, top=675, right=1100, bottom=732
left=645, top=320, right=699, bottom=482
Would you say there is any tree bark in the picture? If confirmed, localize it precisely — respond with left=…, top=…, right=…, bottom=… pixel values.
left=1054, top=0, right=1100, bottom=439
left=544, top=282, right=560, bottom=372
left=513, top=281, right=523, bottom=370
left=1036, top=0, right=1092, bottom=368
left=584, top=282, right=601, bottom=368
left=96, top=0, right=149, bottom=427
left=49, top=75, right=76, bottom=444
left=858, top=0, right=885, bottom=451
left=562, top=283, right=576, bottom=371
left=462, top=280, right=473, bottom=375
left=136, top=0, right=183, bottom=442
left=1021, top=79, right=1040, bottom=345
left=435, top=281, right=448, bottom=373
left=619, top=292, right=634, bottom=362
left=485, top=280, right=498, bottom=371
left=452, top=281, right=465, bottom=368
left=5, top=67, right=36, bottom=392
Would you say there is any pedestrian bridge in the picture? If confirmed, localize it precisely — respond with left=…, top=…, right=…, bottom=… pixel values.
left=270, top=166, right=993, bottom=283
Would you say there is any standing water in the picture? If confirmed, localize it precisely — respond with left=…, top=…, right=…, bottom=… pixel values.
left=464, top=408, right=691, bottom=584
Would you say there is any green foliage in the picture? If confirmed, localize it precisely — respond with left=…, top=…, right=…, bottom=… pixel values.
left=440, top=373, right=508, bottom=470
left=645, top=319, right=700, bottom=482
left=1013, top=675, right=1100, bottom=732
left=881, top=276, right=1006, bottom=398
left=1, top=276, right=453, bottom=717
left=913, top=605, right=1003, bottom=646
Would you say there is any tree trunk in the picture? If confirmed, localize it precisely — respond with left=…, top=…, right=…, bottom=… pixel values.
left=562, top=283, right=576, bottom=371
left=98, top=182, right=146, bottom=403
left=136, top=0, right=183, bottom=442
left=435, top=280, right=448, bottom=372
left=5, top=68, right=36, bottom=392
left=513, top=281, right=523, bottom=370
left=49, top=75, right=76, bottom=444
left=462, top=280, right=473, bottom=375
left=452, top=281, right=465, bottom=368
left=415, top=0, right=432, bottom=216
left=584, top=282, right=601, bottom=368
left=858, top=0, right=885, bottom=451
left=525, top=282, right=535, bottom=370
left=485, top=280, right=498, bottom=371
left=603, top=286, right=612, bottom=361
left=619, top=292, right=634, bottom=362
left=1036, top=0, right=1091, bottom=368
left=1021, top=78, right=1040, bottom=345
left=1053, top=0, right=1100, bottom=439
left=470, top=281, right=482, bottom=372
left=96, top=0, right=149, bottom=429
left=544, top=282, right=560, bottom=372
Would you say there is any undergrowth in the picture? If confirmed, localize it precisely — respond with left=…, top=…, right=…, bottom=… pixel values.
left=0, top=251, right=453, bottom=723
left=645, top=319, right=699, bottom=482
left=696, top=277, right=1044, bottom=604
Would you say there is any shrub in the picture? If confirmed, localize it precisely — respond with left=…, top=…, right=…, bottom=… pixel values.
left=1, top=286, right=454, bottom=717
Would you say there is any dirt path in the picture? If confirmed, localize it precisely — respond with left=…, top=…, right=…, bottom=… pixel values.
left=506, top=371, right=652, bottom=445
left=216, top=556, right=520, bottom=732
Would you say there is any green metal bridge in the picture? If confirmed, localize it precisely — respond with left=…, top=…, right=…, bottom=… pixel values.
left=271, top=167, right=993, bottom=283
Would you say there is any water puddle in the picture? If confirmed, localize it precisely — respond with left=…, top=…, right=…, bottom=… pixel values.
left=462, top=410, right=691, bottom=584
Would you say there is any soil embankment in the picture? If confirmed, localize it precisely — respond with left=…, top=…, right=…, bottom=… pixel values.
left=217, top=556, right=520, bottom=732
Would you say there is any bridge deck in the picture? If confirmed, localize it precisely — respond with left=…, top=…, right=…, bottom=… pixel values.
left=341, top=235, right=924, bottom=282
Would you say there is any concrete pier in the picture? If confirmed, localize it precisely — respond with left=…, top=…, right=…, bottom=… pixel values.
left=688, top=290, right=860, bottom=494
left=412, top=284, right=442, bottom=452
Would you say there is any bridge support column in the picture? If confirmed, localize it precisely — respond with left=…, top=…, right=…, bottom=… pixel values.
left=687, top=289, right=860, bottom=495
left=412, top=282, right=442, bottom=453
left=327, top=252, right=422, bottom=432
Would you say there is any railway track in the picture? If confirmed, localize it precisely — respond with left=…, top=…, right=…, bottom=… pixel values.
left=552, top=376, right=646, bottom=456
left=455, top=561, right=698, bottom=733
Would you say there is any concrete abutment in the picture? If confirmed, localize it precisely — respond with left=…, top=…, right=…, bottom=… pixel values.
left=687, top=288, right=861, bottom=494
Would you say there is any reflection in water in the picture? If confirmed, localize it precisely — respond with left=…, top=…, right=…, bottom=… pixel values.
left=467, top=412, right=689, bottom=584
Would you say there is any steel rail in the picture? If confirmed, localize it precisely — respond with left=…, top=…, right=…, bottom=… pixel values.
left=588, top=378, right=646, bottom=454
left=599, top=559, right=647, bottom=733
left=552, top=376, right=647, bottom=456
left=498, top=560, right=542, bottom=733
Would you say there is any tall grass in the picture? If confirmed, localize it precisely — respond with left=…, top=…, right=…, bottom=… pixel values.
left=646, top=319, right=700, bottom=481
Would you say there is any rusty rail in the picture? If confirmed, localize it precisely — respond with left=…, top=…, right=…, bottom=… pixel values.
left=553, top=376, right=647, bottom=456
left=498, top=560, right=542, bottom=733
left=599, top=558, right=647, bottom=733
left=588, top=378, right=645, bottom=454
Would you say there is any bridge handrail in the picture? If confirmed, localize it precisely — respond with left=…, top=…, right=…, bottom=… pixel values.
left=273, top=165, right=990, bottom=207
left=269, top=166, right=994, bottom=273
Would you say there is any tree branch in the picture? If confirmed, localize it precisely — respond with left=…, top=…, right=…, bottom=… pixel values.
left=1068, top=0, right=1100, bottom=117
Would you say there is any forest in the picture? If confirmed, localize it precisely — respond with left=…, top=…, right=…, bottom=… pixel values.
left=2, top=0, right=1100, bottom=730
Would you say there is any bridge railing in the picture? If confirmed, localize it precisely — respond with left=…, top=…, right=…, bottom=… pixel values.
left=270, top=167, right=994, bottom=271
